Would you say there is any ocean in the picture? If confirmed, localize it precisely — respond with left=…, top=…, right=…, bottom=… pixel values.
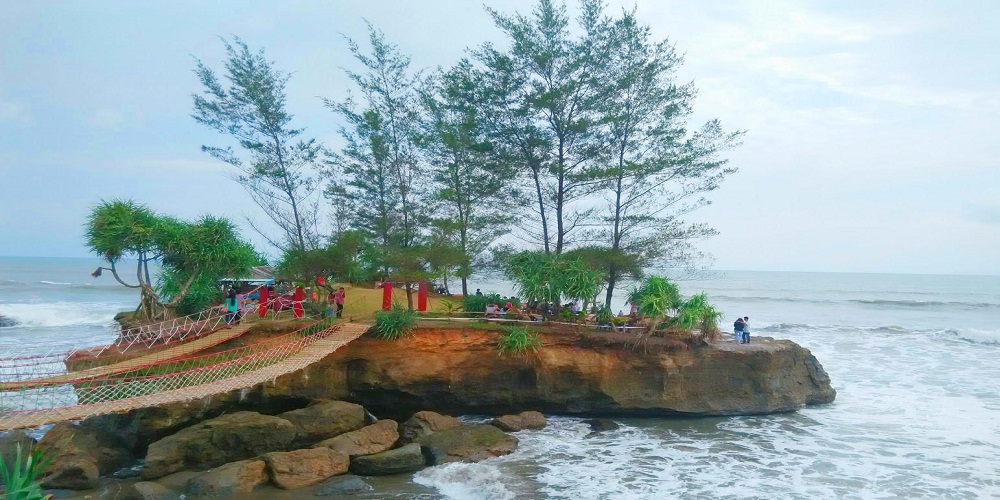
left=1, top=257, right=999, bottom=499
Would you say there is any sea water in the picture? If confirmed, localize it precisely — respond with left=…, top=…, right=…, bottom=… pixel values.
left=1, top=257, right=998, bottom=499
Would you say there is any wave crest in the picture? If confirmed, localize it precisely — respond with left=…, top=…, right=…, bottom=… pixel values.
left=0, top=302, right=123, bottom=328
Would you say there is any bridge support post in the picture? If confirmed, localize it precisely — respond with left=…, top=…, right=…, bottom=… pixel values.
left=293, top=287, right=304, bottom=318
left=382, top=282, right=393, bottom=311
left=259, top=287, right=269, bottom=318
left=417, top=281, right=428, bottom=311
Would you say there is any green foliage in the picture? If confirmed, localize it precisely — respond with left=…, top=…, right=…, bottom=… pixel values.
left=672, top=292, right=723, bottom=335
left=86, top=199, right=259, bottom=320
left=371, top=303, right=417, bottom=340
left=0, top=443, right=50, bottom=500
left=437, top=297, right=464, bottom=317
left=193, top=36, right=323, bottom=252
left=594, top=305, right=615, bottom=325
left=497, top=326, right=541, bottom=355
left=628, top=276, right=682, bottom=320
left=276, top=230, right=378, bottom=285
left=503, top=251, right=602, bottom=309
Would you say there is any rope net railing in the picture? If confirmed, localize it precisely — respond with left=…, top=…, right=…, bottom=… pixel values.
left=0, top=319, right=369, bottom=431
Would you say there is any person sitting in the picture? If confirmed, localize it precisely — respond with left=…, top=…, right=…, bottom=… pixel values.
left=485, top=304, right=498, bottom=318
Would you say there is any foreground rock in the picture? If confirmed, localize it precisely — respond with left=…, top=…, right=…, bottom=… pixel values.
left=349, top=443, right=425, bottom=476
left=491, top=411, right=546, bottom=432
left=263, top=448, right=349, bottom=489
left=279, top=400, right=366, bottom=445
left=398, top=411, right=461, bottom=444
left=313, top=419, right=399, bottom=458
left=416, top=424, right=518, bottom=465
left=37, top=422, right=131, bottom=490
left=584, top=418, right=620, bottom=434
left=130, top=481, right=181, bottom=499
left=314, top=474, right=372, bottom=496
left=0, top=430, right=36, bottom=466
left=185, top=459, right=267, bottom=497
left=142, top=411, right=295, bottom=479
left=259, top=328, right=836, bottom=417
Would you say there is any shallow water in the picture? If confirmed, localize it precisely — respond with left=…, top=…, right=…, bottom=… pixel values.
left=3, top=258, right=999, bottom=498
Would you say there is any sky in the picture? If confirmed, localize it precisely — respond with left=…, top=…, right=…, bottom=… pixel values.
left=1, top=0, right=997, bottom=275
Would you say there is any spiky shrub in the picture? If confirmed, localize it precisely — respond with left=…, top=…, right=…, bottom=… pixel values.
left=673, top=292, right=723, bottom=340
left=498, top=326, right=541, bottom=355
left=0, top=443, right=50, bottom=500
left=370, top=303, right=416, bottom=340
left=438, top=297, right=464, bottom=317
left=595, top=305, right=615, bottom=325
left=462, top=293, right=503, bottom=313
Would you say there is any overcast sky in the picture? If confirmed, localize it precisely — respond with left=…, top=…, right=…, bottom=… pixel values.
left=1, top=0, right=997, bottom=275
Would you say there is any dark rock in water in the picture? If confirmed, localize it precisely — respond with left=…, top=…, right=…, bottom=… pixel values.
left=349, top=443, right=425, bottom=476
left=38, top=422, right=132, bottom=490
left=130, top=481, right=182, bottom=500
left=142, top=411, right=296, bottom=480
left=185, top=459, right=267, bottom=497
left=491, top=411, right=547, bottom=432
left=0, top=314, right=16, bottom=327
left=314, top=474, right=372, bottom=496
left=398, top=411, right=461, bottom=445
left=416, top=424, right=518, bottom=465
left=279, top=400, right=366, bottom=446
left=583, top=418, right=620, bottom=434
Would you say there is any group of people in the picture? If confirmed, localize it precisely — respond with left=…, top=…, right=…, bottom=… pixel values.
left=484, top=298, right=517, bottom=318
left=733, top=316, right=751, bottom=344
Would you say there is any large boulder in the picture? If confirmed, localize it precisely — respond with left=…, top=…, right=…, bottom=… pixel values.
left=398, top=411, right=461, bottom=444
left=491, top=411, right=546, bottom=432
left=313, top=420, right=398, bottom=458
left=416, top=424, right=518, bottom=465
left=263, top=448, right=349, bottom=490
left=349, top=443, right=425, bottom=476
left=37, top=422, right=131, bottom=490
left=184, top=459, right=267, bottom=497
left=142, top=411, right=295, bottom=479
left=278, top=400, right=365, bottom=445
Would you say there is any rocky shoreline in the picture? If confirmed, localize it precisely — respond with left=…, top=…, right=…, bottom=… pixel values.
left=0, top=325, right=836, bottom=497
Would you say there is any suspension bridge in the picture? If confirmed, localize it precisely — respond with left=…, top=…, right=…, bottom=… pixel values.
left=0, top=306, right=368, bottom=431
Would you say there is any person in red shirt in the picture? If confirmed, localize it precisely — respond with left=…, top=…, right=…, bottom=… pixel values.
left=333, top=287, right=346, bottom=318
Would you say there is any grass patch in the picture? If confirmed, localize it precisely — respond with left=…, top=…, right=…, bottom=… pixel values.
left=498, top=326, right=541, bottom=355
left=370, top=303, right=417, bottom=340
left=0, top=443, right=49, bottom=500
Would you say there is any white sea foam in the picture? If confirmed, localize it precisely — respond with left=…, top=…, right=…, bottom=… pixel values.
left=0, top=302, right=123, bottom=328
left=413, top=461, right=519, bottom=499
left=38, top=280, right=72, bottom=285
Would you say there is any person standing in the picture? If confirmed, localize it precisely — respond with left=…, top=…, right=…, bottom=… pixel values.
left=733, top=316, right=745, bottom=342
left=741, top=316, right=751, bottom=344
left=326, top=288, right=337, bottom=318
left=333, top=287, right=346, bottom=318
left=225, top=287, right=239, bottom=327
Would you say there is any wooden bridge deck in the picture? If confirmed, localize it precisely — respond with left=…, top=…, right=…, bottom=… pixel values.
left=0, top=323, right=368, bottom=431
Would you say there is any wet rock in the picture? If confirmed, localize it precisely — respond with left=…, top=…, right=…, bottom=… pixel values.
left=314, top=474, right=372, bottom=496
left=348, top=443, right=425, bottom=476
left=263, top=447, right=349, bottom=490
left=398, top=411, right=461, bottom=444
left=313, top=420, right=398, bottom=458
left=38, top=422, right=131, bottom=490
left=279, top=400, right=366, bottom=445
left=185, top=459, right=267, bottom=497
left=131, top=481, right=182, bottom=500
left=491, top=411, right=546, bottom=432
left=142, top=411, right=295, bottom=479
left=416, top=424, right=518, bottom=465
left=0, top=314, right=16, bottom=328
left=583, top=418, right=620, bottom=434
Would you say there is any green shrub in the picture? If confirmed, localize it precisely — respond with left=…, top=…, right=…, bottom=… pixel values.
left=0, top=443, right=50, bottom=500
left=370, top=303, right=416, bottom=340
left=498, top=326, right=541, bottom=355
left=595, top=305, right=614, bottom=324
left=438, top=297, right=464, bottom=317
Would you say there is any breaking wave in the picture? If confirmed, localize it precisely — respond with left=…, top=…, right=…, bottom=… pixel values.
left=0, top=302, right=124, bottom=328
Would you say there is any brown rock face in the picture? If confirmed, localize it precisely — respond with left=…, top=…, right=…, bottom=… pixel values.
left=491, top=411, right=547, bottom=432
left=416, top=424, right=518, bottom=465
left=131, top=481, right=182, bottom=499
left=37, top=422, right=131, bottom=490
left=398, top=411, right=462, bottom=444
left=313, top=419, right=399, bottom=457
left=0, top=430, right=36, bottom=467
left=279, top=400, right=366, bottom=445
left=348, top=443, right=425, bottom=476
left=142, top=411, right=296, bottom=479
left=260, top=328, right=836, bottom=417
left=185, top=459, right=267, bottom=497
left=263, top=448, right=349, bottom=490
